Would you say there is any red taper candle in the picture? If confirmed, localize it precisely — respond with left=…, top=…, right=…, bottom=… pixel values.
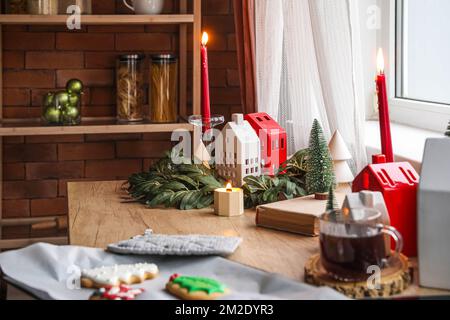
left=201, top=32, right=211, bottom=132
left=376, top=48, right=394, bottom=163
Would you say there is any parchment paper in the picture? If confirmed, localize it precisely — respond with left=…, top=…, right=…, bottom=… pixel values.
left=0, top=243, right=347, bottom=300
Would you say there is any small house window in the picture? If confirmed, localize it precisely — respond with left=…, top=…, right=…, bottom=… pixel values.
left=255, top=167, right=259, bottom=173
left=264, top=116, right=271, bottom=121
left=245, top=159, right=249, bottom=165
left=246, top=168, right=249, bottom=174
left=257, top=117, right=263, bottom=122
left=251, top=168, right=254, bottom=174
left=272, top=140, right=279, bottom=150
left=281, top=139, right=285, bottom=149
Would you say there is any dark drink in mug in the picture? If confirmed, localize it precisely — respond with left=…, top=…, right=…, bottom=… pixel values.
left=319, top=209, right=403, bottom=282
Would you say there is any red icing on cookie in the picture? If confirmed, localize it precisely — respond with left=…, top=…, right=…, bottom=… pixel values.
left=170, top=274, right=180, bottom=282
left=96, top=285, right=145, bottom=300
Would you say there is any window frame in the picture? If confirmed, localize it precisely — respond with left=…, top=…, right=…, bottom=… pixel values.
left=378, top=0, right=450, bottom=132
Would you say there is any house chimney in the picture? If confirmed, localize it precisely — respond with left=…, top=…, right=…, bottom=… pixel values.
left=372, top=154, right=387, bottom=164
left=232, top=114, right=244, bottom=125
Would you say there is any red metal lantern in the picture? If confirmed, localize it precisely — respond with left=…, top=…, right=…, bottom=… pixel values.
left=245, top=113, right=287, bottom=175
left=352, top=155, right=420, bottom=257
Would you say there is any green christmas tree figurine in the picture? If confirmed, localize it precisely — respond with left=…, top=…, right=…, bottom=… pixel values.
left=326, top=185, right=338, bottom=212
left=445, top=121, right=450, bottom=137
left=306, top=119, right=335, bottom=200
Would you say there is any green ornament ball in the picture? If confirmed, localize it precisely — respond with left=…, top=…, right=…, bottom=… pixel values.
left=54, top=91, right=70, bottom=106
left=66, top=79, right=84, bottom=94
left=44, top=107, right=61, bottom=124
left=62, top=105, right=80, bottom=122
left=68, top=93, right=80, bottom=106
left=43, top=93, right=55, bottom=107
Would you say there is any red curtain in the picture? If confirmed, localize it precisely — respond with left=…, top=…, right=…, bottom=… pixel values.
left=233, top=0, right=257, bottom=114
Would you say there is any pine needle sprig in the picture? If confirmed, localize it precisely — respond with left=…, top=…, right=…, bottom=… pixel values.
left=126, top=153, right=224, bottom=210
left=242, top=149, right=309, bottom=208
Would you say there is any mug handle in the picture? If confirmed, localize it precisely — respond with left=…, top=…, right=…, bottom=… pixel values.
left=123, top=0, right=135, bottom=12
left=379, top=224, right=404, bottom=255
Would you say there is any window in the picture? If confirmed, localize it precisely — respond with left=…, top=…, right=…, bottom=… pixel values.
left=386, top=0, right=450, bottom=131
left=396, top=0, right=450, bottom=105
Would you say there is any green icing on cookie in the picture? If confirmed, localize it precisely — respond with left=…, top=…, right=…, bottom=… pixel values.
left=173, top=276, right=226, bottom=295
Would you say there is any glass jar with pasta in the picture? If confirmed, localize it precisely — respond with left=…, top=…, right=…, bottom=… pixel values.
left=150, top=54, right=178, bottom=123
left=5, top=0, right=28, bottom=13
left=27, top=0, right=59, bottom=14
left=116, top=54, right=145, bottom=123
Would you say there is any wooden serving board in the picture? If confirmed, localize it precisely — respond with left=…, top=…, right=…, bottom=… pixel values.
left=305, top=254, right=412, bottom=299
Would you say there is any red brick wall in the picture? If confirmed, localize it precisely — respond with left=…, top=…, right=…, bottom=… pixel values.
left=2, top=0, right=242, bottom=239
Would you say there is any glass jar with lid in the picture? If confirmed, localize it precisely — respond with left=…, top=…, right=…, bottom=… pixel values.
left=150, top=54, right=178, bottom=123
left=4, top=0, right=27, bottom=13
left=27, top=0, right=59, bottom=14
left=116, top=54, right=145, bottom=123
left=59, top=0, right=92, bottom=14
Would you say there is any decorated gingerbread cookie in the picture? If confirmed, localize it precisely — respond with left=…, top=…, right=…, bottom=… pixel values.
left=89, top=285, right=145, bottom=301
left=166, top=274, right=229, bottom=300
left=81, top=263, right=159, bottom=288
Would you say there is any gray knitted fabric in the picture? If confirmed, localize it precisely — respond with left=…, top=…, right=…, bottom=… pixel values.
left=107, top=230, right=242, bottom=257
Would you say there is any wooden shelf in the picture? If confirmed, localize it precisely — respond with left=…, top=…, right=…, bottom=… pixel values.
left=0, top=0, right=203, bottom=248
left=0, top=14, right=194, bottom=25
left=0, top=119, right=193, bottom=136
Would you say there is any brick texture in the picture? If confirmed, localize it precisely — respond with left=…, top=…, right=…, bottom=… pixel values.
left=1, top=0, right=242, bottom=240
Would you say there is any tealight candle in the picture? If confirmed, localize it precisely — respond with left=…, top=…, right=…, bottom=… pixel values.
left=214, top=182, right=244, bottom=217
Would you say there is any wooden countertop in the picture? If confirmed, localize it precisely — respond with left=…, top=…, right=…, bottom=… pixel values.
left=68, top=180, right=450, bottom=299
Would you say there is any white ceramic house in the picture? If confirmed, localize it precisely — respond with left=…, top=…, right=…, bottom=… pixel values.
left=216, top=114, right=261, bottom=187
left=342, top=191, right=391, bottom=253
left=419, top=138, right=450, bottom=290
left=342, top=191, right=390, bottom=224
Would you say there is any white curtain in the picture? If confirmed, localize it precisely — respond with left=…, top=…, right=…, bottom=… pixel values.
left=256, top=0, right=367, bottom=172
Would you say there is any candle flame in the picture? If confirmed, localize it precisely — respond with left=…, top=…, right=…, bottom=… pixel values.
left=202, top=32, right=209, bottom=46
left=377, top=48, right=385, bottom=74
left=226, top=182, right=233, bottom=192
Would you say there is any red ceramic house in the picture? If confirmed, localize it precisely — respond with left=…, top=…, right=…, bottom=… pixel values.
left=352, top=155, right=420, bottom=257
left=245, top=113, right=287, bottom=175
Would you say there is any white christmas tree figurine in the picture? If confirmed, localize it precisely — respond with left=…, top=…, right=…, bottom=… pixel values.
left=328, top=130, right=354, bottom=184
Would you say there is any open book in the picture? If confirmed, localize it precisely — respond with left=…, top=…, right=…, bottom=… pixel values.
left=255, top=193, right=346, bottom=236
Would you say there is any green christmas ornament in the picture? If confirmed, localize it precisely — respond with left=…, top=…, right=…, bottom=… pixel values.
left=43, top=106, right=61, bottom=124
left=68, top=92, right=80, bottom=106
left=62, top=105, right=80, bottom=121
left=305, top=119, right=335, bottom=198
left=66, top=79, right=84, bottom=94
left=43, top=92, right=55, bottom=107
left=54, top=91, right=70, bottom=106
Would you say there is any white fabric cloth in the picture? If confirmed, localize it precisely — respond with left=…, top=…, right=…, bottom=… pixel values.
left=256, top=0, right=367, bottom=171
left=0, top=243, right=348, bottom=300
